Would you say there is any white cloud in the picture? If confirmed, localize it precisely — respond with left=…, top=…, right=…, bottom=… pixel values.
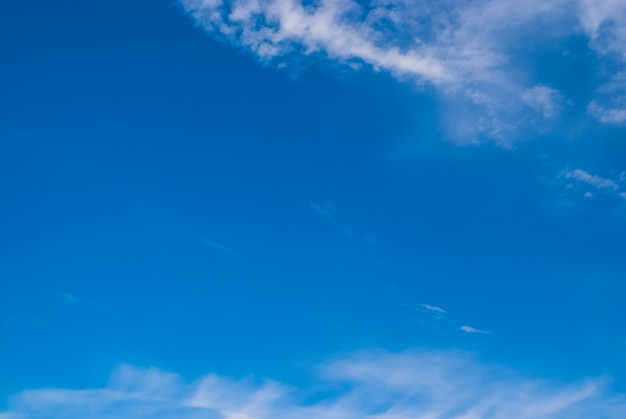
left=4, top=350, right=626, bottom=418
left=520, top=85, right=563, bottom=118
left=562, top=169, right=619, bottom=190
left=460, top=325, right=491, bottom=334
left=578, top=0, right=626, bottom=58
left=180, top=0, right=626, bottom=143
left=402, top=301, right=448, bottom=320
left=587, top=102, right=626, bottom=124
left=421, top=304, right=446, bottom=313
left=183, top=0, right=453, bottom=83
left=578, top=0, right=626, bottom=124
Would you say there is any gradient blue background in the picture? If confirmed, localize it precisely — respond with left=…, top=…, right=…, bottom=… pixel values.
left=2, top=0, right=626, bottom=405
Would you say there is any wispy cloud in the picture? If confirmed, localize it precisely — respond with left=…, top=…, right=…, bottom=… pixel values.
left=310, top=202, right=376, bottom=242
left=310, top=201, right=355, bottom=238
left=559, top=168, right=626, bottom=201
left=460, top=325, right=491, bottom=334
left=181, top=0, right=626, bottom=143
left=581, top=1, right=626, bottom=125
left=4, top=350, right=626, bottom=418
left=200, top=238, right=235, bottom=255
left=309, top=201, right=338, bottom=220
left=520, top=85, right=563, bottom=119
left=403, top=301, right=489, bottom=335
left=588, top=102, right=626, bottom=124
left=562, top=169, right=619, bottom=190
left=59, top=292, right=78, bottom=304
left=421, top=304, right=446, bottom=314
left=403, top=302, right=447, bottom=317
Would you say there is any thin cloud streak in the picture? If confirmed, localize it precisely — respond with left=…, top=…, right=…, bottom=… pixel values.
left=421, top=304, right=446, bottom=314
left=310, top=202, right=376, bottom=243
left=401, top=301, right=447, bottom=315
left=460, top=325, right=491, bottom=334
left=562, top=169, right=619, bottom=190
left=3, top=350, right=626, bottom=418
left=403, top=301, right=489, bottom=335
left=310, top=201, right=356, bottom=238
left=200, top=238, right=235, bottom=255
left=559, top=168, right=626, bottom=201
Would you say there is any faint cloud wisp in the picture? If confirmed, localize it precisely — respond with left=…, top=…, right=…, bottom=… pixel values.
left=200, top=238, right=235, bottom=255
left=562, top=169, right=619, bottom=190
left=460, top=325, right=491, bottom=334
left=310, top=202, right=377, bottom=243
left=402, top=301, right=489, bottom=335
left=559, top=168, right=626, bottom=200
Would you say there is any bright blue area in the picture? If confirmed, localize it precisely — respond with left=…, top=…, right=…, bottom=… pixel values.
left=1, top=0, right=626, bottom=403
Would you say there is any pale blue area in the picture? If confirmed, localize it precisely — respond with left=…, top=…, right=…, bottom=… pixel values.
left=1, top=0, right=626, bottom=409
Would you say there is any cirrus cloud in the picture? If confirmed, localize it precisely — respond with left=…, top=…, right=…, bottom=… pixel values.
left=180, top=0, right=626, bottom=144
left=562, top=169, right=619, bottom=190
left=4, top=349, right=626, bottom=418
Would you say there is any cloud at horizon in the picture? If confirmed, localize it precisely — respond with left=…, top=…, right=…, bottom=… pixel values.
left=3, top=349, right=625, bottom=418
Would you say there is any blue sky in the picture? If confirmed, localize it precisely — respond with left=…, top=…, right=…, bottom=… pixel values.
left=2, top=0, right=626, bottom=417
